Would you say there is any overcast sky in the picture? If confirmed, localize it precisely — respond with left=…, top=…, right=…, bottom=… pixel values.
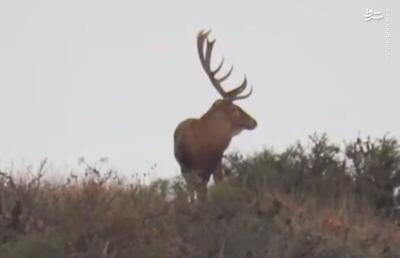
left=0, top=0, right=398, bottom=179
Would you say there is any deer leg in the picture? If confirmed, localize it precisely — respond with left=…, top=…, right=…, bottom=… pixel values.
left=187, top=184, right=195, bottom=204
left=212, top=162, right=224, bottom=184
left=182, top=170, right=203, bottom=203
left=197, top=181, right=208, bottom=203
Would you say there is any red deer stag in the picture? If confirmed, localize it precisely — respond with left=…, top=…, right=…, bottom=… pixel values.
left=174, top=30, right=257, bottom=202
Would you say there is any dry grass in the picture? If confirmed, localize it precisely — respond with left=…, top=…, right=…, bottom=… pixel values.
left=0, top=134, right=399, bottom=258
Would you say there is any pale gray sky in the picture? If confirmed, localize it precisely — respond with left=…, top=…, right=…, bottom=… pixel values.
left=0, top=0, right=398, bottom=179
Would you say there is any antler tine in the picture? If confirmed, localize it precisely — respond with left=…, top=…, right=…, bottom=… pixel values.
left=232, top=86, right=253, bottom=101
left=227, top=76, right=247, bottom=97
left=197, top=29, right=252, bottom=100
left=229, top=77, right=253, bottom=101
left=197, top=29, right=227, bottom=97
left=212, top=57, right=225, bottom=75
left=232, top=86, right=253, bottom=100
left=205, top=39, right=215, bottom=66
left=197, top=30, right=212, bottom=65
left=217, top=65, right=234, bottom=83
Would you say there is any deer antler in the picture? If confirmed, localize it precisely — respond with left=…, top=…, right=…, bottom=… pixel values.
left=197, top=30, right=252, bottom=101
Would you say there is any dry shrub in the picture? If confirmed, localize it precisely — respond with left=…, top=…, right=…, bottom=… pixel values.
left=0, top=135, right=399, bottom=258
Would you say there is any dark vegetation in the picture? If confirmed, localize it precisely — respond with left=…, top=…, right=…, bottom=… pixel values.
left=0, top=134, right=400, bottom=258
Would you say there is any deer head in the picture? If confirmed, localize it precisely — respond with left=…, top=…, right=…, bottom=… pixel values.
left=197, top=30, right=257, bottom=134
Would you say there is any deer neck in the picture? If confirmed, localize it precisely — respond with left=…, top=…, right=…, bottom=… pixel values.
left=198, top=112, right=234, bottom=152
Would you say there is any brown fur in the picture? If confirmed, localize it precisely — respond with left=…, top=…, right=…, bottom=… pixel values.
left=174, top=30, right=257, bottom=202
left=174, top=99, right=256, bottom=201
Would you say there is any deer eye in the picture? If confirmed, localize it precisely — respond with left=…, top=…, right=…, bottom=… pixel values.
left=232, top=106, right=241, bottom=115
